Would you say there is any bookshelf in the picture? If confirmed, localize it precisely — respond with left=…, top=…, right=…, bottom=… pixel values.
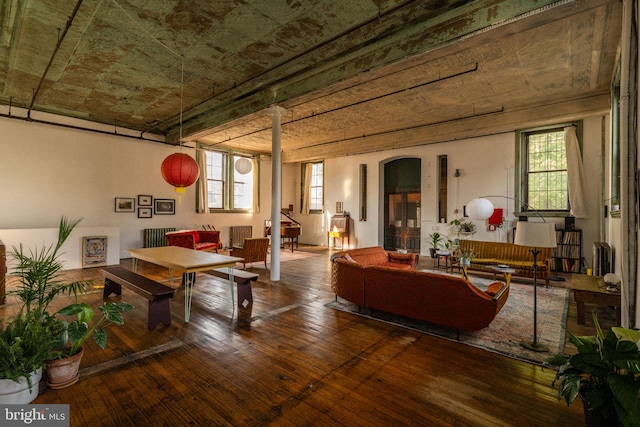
left=553, top=228, right=582, bottom=273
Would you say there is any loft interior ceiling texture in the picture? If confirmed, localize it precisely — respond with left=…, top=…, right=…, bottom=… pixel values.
left=0, top=0, right=623, bottom=162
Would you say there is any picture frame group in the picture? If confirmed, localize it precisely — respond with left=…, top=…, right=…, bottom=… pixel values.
left=114, top=195, right=175, bottom=218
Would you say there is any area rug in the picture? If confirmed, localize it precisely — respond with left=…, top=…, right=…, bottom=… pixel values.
left=326, top=276, right=569, bottom=365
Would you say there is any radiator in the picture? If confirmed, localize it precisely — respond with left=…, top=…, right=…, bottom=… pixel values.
left=230, top=226, right=252, bottom=248
left=143, top=228, right=177, bottom=248
left=592, top=242, right=612, bottom=276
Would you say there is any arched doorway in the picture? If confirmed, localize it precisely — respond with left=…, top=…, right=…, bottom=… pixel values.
left=383, top=158, right=421, bottom=252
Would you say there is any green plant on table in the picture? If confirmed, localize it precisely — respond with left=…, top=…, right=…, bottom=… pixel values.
left=545, top=314, right=640, bottom=427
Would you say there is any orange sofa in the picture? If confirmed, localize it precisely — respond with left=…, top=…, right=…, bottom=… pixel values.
left=331, top=247, right=509, bottom=332
left=165, top=230, right=220, bottom=252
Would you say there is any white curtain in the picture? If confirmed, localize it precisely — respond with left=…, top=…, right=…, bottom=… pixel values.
left=565, top=126, right=588, bottom=217
left=195, top=150, right=209, bottom=213
left=252, top=157, right=259, bottom=213
left=301, top=163, right=312, bottom=214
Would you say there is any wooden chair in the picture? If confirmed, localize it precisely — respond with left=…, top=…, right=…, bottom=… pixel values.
left=231, top=237, right=270, bottom=269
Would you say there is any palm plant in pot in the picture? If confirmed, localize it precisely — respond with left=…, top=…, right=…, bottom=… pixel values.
left=0, top=217, right=89, bottom=403
left=545, top=314, right=640, bottom=427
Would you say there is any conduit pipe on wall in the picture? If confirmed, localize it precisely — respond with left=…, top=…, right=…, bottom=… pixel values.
left=618, top=0, right=637, bottom=328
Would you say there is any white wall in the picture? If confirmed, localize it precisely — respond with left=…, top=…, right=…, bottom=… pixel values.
left=0, top=117, right=281, bottom=263
left=1, top=113, right=607, bottom=265
left=294, top=115, right=606, bottom=261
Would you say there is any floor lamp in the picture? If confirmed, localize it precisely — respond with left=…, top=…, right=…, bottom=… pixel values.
left=467, top=197, right=557, bottom=352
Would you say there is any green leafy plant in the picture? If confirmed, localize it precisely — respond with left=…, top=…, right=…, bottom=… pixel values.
left=459, top=220, right=476, bottom=233
left=0, top=312, right=64, bottom=390
left=1, top=217, right=89, bottom=390
left=545, top=314, right=640, bottom=427
left=53, top=301, right=133, bottom=358
left=429, top=232, right=443, bottom=250
left=9, top=217, right=90, bottom=319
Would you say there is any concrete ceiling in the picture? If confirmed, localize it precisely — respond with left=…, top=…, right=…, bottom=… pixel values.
left=0, top=0, right=622, bottom=163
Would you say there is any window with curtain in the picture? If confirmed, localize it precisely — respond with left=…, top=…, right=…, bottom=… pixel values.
left=525, top=128, right=568, bottom=211
left=204, top=150, right=256, bottom=212
left=516, top=126, right=575, bottom=213
left=302, top=161, right=324, bottom=213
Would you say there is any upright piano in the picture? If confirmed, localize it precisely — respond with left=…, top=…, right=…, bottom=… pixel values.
left=264, top=211, right=301, bottom=252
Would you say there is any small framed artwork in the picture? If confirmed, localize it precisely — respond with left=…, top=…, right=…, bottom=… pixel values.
left=82, top=236, right=107, bottom=268
left=336, top=201, right=343, bottom=214
left=115, top=197, right=135, bottom=212
left=154, top=198, right=175, bottom=215
left=138, top=195, right=152, bottom=206
left=138, top=207, right=152, bottom=218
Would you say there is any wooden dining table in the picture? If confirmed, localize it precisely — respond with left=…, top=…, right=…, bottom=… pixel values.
left=127, top=246, right=243, bottom=322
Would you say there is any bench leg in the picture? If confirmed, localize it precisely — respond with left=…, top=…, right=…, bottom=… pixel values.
left=103, top=278, right=122, bottom=298
left=237, top=280, right=253, bottom=308
left=148, top=298, right=171, bottom=330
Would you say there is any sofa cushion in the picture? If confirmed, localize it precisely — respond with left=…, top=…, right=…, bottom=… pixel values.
left=343, top=253, right=356, bottom=263
left=194, top=242, right=217, bottom=251
left=379, top=262, right=413, bottom=270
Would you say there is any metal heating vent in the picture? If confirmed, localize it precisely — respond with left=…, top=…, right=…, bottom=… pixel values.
left=592, top=242, right=612, bottom=276
left=143, top=228, right=177, bottom=248
left=230, top=226, right=252, bottom=248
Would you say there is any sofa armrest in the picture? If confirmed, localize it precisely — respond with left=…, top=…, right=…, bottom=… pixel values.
left=198, top=230, right=220, bottom=245
left=491, top=283, right=509, bottom=301
left=388, top=252, right=417, bottom=269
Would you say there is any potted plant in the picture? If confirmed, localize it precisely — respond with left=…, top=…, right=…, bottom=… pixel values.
left=0, top=217, right=88, bottom=402
left=0, top=311, right=64, bottom=403
left=46, top=300, right=133, bottom=389
left=454, top=247, right=477, bottom=266
left=428, top=232, right=443, bottom=258
left=545, top=314, right=640, bottom=427
left=458, top=220, right=476, bottom=234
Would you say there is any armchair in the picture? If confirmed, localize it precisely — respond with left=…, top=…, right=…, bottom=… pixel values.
left=165, top=230, right=220, bottom=252
left=231, top=237, right=270, bottom=269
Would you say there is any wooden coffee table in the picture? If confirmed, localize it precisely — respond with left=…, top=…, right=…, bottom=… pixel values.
left=572, top=274, right=621, bottom=325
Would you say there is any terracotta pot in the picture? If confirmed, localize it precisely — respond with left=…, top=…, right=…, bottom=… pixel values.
left=46, top=347, right=83, bottom=389
left=0, top=368, right=42, bottom=404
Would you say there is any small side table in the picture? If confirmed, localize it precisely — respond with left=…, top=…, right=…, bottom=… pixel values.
left=433, top=251, right=452, bottom=273
left=489, top=265, right=516, bottom=287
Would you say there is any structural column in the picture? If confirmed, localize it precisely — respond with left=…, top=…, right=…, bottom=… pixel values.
left=267, top=105, right=287, bottom=281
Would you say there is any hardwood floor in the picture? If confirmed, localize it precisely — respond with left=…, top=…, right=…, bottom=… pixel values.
left=2, top=246, right=612, bottom=426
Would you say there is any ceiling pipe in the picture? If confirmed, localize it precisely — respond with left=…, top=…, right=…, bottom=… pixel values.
left=202, top=63, right=479, bottom=146
left=0, top=111, right=166, bottom=144
left=28, top=0, right=84, bottom=117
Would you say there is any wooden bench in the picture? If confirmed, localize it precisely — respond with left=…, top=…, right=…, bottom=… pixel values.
left=102, top=266, right=176, bottom=330
left=205, top=268, right=258, bottom=308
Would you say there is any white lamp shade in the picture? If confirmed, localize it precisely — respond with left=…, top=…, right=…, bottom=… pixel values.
left=467, top=198, right=494, bottom=220
left=514, top=222, right=557, bottom=248
left=604, top=273, right=620, bottom=285
left=235, top=157, right=252, bottom=174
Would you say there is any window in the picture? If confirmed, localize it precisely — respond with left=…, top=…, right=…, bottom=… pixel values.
left=516, top=126, right=569, bottom=213
left=302, top=161, right=324, bottom=213
left=205, top=151, right=256, bottom=211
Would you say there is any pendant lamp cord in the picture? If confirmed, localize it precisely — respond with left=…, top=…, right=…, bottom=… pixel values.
left=179, top=56, right=184, bottom=152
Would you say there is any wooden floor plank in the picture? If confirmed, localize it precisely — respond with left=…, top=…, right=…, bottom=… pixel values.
left=0, top=247, right=605, bottom=426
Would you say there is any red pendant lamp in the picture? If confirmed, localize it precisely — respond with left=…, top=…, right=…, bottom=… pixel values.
left=161, top=152, right=199, bottom=194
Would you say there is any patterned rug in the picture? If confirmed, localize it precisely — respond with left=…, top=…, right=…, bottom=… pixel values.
left=326, top=275, right=569, bottom=365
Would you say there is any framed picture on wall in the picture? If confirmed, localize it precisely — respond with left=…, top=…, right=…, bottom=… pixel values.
left=138, top=195, right=152, bottom=206
left=114, top=197, right=135, bottom=212
left=154, top=199, right=175, bottom=215
left=138, top=207, right=152, bottom=218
